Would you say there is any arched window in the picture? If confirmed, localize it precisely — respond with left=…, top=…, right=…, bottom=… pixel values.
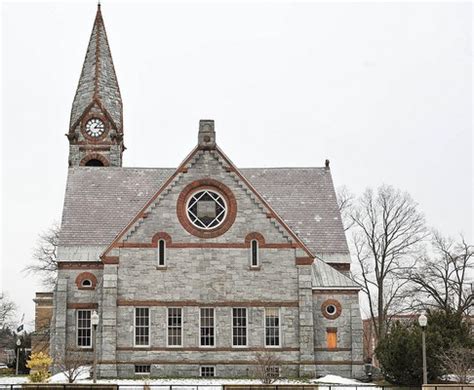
left=250, top=240, right=259, bottom=267
left=157, top=239, right=166, bottom=267
left=81, top=279, right=92, bottom=288
left=85, top=159, right=104, bottom=167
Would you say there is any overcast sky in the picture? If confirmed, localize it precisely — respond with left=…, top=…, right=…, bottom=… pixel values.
left=1, top=1, right=472, bottom=329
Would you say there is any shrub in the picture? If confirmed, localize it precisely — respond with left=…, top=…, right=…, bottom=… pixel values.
left=26, top=352, right=52, bottom=383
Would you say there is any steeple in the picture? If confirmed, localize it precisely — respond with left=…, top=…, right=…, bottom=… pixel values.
left=66, top=4, right=124, bottom=167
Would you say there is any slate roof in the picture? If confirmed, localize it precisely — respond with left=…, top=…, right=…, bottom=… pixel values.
left=69, top=5, right=122, bottom=131
left=311, top=259, right=360, bottom=289
left=59, top=166, right=350, bottom=257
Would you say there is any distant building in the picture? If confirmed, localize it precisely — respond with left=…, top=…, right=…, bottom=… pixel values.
left=44, top=4, right=364, bottom=379
left=31, top=292, right=53, bottom=354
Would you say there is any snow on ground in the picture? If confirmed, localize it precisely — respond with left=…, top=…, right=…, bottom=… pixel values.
left=311, top=375, right=364, bottom=385
left=0, top=372, right=377, bottom=388
left=49, top=365, right=91, bottom=383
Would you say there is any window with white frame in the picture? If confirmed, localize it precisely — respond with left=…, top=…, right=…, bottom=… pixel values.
left=134, top=307, right=150, bottom=346
left=167, top=307, right=182, bottom=346
left=250, top=240, right=259, bottom=267
left=200, top=366, right=215, bottom=377
left=200, top=308, right=215, bottom=347
left=265, top=308, right=280, bottom=346
left=157, top=239, right=166, bottom=267
left=232, top=307, right=247, bottom=346
left=76, top=309, right=92, bottom=347
left=134, top=365, right=151, bottom=375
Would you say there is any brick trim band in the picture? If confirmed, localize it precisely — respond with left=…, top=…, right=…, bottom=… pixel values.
left=101, top=359, right=364, bottom=366
left=58, top=262, right=104, bottom=270
left=176, top=179, right=237, bottom=239
left=117, top=347, right=299, bottom=352
left=67, top=303, right=98, bottom=309
left=117, top=299, right=298, bottom=307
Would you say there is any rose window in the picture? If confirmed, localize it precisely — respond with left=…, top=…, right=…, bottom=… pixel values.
left=186, top=190, right=227, bottom=229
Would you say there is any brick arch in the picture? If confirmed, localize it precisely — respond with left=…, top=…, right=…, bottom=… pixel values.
left=321, top=299, right=342, bottom=320
left=244, top=232, right=265, bottom=247
left=176, top=179, right=237, bottom=239
left=152, top=232, right=172, bottom=246
left=80, top=153, right=110, bottom=167
left=75, top=272, right=97, bottom=290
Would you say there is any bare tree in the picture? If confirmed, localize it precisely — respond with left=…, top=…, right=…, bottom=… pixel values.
left=337, top=185, right=355, bottom=231
left=409, top=232, right=473, bottom=315
left=439, top=346, right=474, bottom=384
left=254, top=351, right=282, bottom=384
left=54, top=344, right=91, bottom=383
left=350, top=185, right=427, bottom=340
left=0, top=294, right=16, bottom=328
left=23, top=223, right=60, bottom=289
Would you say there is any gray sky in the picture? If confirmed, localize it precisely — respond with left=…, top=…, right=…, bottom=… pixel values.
left=1, top=1, right=472, bottom=329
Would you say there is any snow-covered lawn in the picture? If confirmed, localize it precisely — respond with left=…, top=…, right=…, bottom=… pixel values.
left=0, top=372, right=376, bottom=388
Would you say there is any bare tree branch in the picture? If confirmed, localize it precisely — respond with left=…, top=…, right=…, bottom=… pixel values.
left=407, top=232, right=473, bottom=315
left=23, top=223, right=60, bottom=289
left=349, top=185, right=427, bottom=340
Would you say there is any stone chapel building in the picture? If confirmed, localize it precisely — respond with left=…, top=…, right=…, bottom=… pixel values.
left=48, top=5, right=364, bottom=379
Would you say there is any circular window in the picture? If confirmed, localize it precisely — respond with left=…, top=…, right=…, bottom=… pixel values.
left=177, top=179, right=237, bottom=238
left=321, top=299, right=342, bottom=319
left=186, top=189, right=227, bottom=229
left=326, top=304, right=336, bottom=315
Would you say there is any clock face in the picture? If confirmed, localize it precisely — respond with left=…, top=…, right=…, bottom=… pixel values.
left=85, top=118, right=105, bottom=138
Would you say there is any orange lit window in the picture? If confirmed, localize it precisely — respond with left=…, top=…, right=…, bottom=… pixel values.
left=327, top=329, right=337, bottom=349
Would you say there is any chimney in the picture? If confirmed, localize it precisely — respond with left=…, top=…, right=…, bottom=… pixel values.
left=198, top=120, right=216, bottom=150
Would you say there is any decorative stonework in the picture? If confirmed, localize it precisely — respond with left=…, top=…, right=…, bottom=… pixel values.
left=321, top=299, right=342, bottom=319
left=79, top=153, right=110, bottom=166
left=176, top=179, right=237, bottom=238
left=75, top=272, right=97, bottom=290
left=244, top=232, right=265, bottom=247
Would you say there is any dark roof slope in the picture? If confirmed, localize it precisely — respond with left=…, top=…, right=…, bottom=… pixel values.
left=59, top=167, right=349, bottom=255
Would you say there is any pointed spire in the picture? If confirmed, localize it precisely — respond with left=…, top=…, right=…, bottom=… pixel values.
left=69, top=4, right=122, bottom=132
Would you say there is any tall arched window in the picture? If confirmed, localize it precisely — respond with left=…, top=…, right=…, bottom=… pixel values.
left=158, top=239, right=166, bottom=267
left=250, top=239, right=259, bottom=267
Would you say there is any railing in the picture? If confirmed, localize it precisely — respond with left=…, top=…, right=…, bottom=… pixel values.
left=0, top=383, right=470, bottom=390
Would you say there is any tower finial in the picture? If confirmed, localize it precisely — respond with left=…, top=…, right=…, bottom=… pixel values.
left=98, top=0, right=101, bottom=10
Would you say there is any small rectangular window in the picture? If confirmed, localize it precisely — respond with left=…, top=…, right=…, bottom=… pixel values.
left=134, top=365, right=151, bottom=375
left=200, top=308, right=215, bottom=347
left=265, top=366, right=280, bottom=379
left=327, top=328, right=337, bottom=349
left=250, top=240, right=259, bottom=267
left=76, top=310, right=92, bottom=347
left=232, top=307, right=247, bottom=347
left=167, top=307, right=182, bottom=346
left=200, top=366, right=215, bottom=377
left=158, top=239, right=166, bottom=267
left=135, top=307, right=150, bottom=346
left=265, top=308, right=280, bottom=347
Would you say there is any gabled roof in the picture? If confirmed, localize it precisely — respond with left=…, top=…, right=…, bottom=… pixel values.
left=58, top=165, right=350, bottom=258
left=311, top=259, right=360, bottom=289
left=69, top=5, right=122, bottom=131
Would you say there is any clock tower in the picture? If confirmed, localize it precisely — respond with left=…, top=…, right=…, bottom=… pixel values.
left=67, top=4, right=124, bottom=167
